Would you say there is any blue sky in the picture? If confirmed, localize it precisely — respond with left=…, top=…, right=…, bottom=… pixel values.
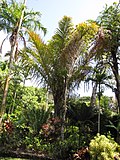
left=24, top=0, right=118, bottom=97
left=26, top=0, right=118, bottom=96
left=26, top=0, right=119, bottom=41
left=25, top=0, right=117, bottom=96
left=0, top=0, right=118, bottom=96
left=1, top=0, right=118, bottom=44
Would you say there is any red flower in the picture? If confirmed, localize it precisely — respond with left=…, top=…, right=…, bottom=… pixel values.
left=4, top=119, right=14, bottom=133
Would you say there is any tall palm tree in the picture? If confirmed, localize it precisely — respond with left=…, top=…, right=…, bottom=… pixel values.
left=0, top=0, right=27, bottom=125
left=0, top=0, right=46, bottom=124
left=26, top=16, right=98, bottom=139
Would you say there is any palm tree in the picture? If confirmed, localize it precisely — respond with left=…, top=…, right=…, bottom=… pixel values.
left=0, top=0, right=46, bottom=124
left=26, top=16, right=98, bottom=139
left=86, top=64, right=113, bottom=133
left=0, top=0, right=27, bottom=124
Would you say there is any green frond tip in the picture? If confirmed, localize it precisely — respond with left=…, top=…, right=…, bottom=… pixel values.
left=58, top=16, right=73, bottom=31
left=54, top=16, right=74, bottom=41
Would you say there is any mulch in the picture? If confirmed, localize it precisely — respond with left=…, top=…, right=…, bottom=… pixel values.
left=0, top=148, right=53, bottom=160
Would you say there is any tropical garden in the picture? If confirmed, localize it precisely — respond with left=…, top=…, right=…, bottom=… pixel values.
left=0, top=0, right=120, bottom=159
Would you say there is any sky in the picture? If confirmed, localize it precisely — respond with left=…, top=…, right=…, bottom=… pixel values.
left=26, top=0, right=119, bottom=41
left=25, top=0, right=118, bottom=97
left=0, top=0, right=119, bottom=97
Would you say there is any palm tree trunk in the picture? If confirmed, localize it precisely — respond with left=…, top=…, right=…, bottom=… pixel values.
left=61, top=78, right=68, bottom=140
left=0, top=0, right=27, bottom=125
left=53, top=77, right=68, bottom=140
left=90, top=83, right=97, bottom=107
left=0, top=76, right=10, bottom=124
left=98, top=82, right=101, bottom=134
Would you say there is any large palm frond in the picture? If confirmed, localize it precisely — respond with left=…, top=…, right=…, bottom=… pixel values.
left=27, top=17, right=99, bottom=90
left=55, top=16, right=74, bottom=44
left=62, top=21, right=98, bottom=86
left=26, top=31, right=51, bottom=85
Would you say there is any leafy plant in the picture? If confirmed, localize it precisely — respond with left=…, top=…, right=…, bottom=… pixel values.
left=89, top=134, right=120, bottom=160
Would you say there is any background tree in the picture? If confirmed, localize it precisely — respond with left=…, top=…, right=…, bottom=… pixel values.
left=86, top=64, right=114, bottom=133
left=92, top=2, right=120, bottom=113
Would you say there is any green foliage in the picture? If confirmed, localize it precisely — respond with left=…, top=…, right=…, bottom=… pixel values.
left=1, top=2, right=119, bottom=158
left=8, top=86, right=52, bottom=134
left=0, top=106, right=51, bottom=150
left=0, top=0, right=46, bottom=34
left=100, top=96, right=113, bottom=115
left=79, top=96, right=91, bottom=105
left=1, top=84, right=48, bottom=114
left=98, top=2, right=120, bottom=34
left=67, top=99, right=95, bottom=146
left=0, top=0, right=24, bottom=32
left=94, top=2, right=120, bottom=112
left=0, top=84, right=52, bottom=151
left=49, top=124, right=91, bottom=160
left=0, top=60, right=8, bottom=79
left=89, top=134, right=120, bottom=160
left=96, top=2, right=120, bottom=53
left=65, top=126, right=79, bottom=148
left=76, top=21, right=98, bottom=43
left=67, top=99, right=94, bottom=123
left=49, top=139, right=77, bottom=160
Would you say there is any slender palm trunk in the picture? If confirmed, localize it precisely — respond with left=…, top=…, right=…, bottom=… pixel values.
left=98, top=82, right=101, bottom=134
left=0, top=0, right=27, bottom=124
left=0, top=76, right=10, bottom=124
left=90, top=83, right=97, bottom=107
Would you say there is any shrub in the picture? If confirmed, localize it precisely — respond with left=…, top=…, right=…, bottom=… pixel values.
left=41, top=117, right=62, bottom=142
left=89, top=134, right=120, bottom=160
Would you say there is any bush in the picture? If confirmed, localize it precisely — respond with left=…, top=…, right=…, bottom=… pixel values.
left=89, top=134, right=120, bottom=160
